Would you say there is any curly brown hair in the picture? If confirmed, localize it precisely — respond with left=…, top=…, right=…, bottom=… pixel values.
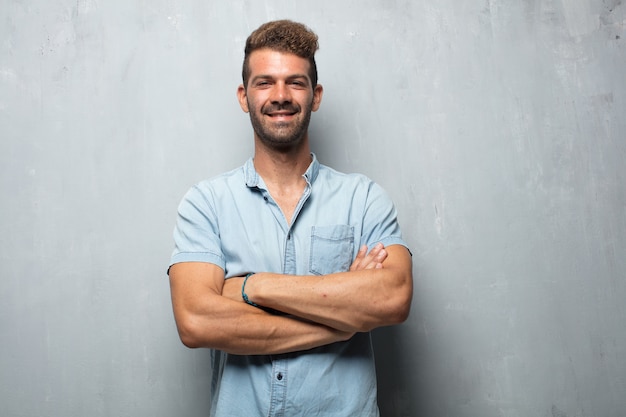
left=242, top=20, right=319, bottom=88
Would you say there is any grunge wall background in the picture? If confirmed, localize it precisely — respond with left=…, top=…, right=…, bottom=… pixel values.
left=1, top=1, right=625, bottom=416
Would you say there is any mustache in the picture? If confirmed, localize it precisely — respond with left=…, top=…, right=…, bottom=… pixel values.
left=262, top=103, right=300, bottom=114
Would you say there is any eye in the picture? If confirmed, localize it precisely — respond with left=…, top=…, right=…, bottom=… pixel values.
left=254, top=79, right=272, bottom=88
left=289, top=80, right=307, bottom=88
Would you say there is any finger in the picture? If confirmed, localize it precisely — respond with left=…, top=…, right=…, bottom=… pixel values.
left=360, top=248, right=386, bottom=270
left=374, top=248, right=387, bottom=263
left=349, top=245, right=369, bottom=271
left=364, top=246, right=387, bottom=270
left=366, top=244, right=384, bottom=261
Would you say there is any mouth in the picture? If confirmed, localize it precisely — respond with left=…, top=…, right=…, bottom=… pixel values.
left=266, top=111, right=297, bottom=118
left=264, top=113, right=297, bottom=126
left=265, top=110, right=296, bottom=117
left=263, top=105, right=299, bottom=120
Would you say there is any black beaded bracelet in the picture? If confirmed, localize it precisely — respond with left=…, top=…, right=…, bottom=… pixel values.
left=242, top=273, right=259, bottom=307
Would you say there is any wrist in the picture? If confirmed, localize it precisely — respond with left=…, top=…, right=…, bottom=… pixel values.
left=241, top=273, right=258, bottom=307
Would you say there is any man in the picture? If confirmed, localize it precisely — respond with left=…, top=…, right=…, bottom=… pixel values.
left=168, top=20, right=413, bottom=416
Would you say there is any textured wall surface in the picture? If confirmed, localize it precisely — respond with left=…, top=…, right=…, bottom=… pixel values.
left=1, top=1, right=625, bottom=416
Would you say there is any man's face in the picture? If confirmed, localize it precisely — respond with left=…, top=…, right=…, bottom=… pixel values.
left=238, top=49, right=323, bottom=150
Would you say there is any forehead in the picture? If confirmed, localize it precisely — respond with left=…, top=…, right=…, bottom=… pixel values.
left=247, top=48, right=311, bottom=78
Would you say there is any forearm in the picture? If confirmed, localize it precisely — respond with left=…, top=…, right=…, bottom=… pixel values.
left=248, top=270, right=409, bottom=332
left=169, top=262, right=353, bottom=355
left=174, top=295, right=353, bottom=355
left=243, top=245, right=413, bottom=332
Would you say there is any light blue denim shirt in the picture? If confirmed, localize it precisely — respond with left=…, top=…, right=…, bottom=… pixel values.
left=170, top=154, right=408, bottom=417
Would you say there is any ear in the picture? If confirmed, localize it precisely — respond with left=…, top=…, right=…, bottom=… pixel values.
left=312, top=84, right=323, bottom=112
left=237, top=84, right=249, bottom=113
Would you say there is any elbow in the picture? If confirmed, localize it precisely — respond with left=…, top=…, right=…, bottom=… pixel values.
left=390, top=295, right=412, bottom=325
left=174, top=314, right=205, bottom=349
left=174, top=310, right=236, bottom=350
left=380, top=294, right=412, bottom=329
left=392, top=279, right=413, bottom=324
left=179, top=331, right=202, bottom=349
left=377, top=276, right=413, bottom=329
left=354, top=295, right=412, bottom=333
left=394, top=270, right=413, bottom=323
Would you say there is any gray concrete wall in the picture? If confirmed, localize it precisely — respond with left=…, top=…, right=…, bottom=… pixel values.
left=1, top=1, right=624, bottom=416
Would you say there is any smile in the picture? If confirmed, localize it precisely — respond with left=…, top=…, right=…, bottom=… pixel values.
left=266, top=111, right=297, bottom=119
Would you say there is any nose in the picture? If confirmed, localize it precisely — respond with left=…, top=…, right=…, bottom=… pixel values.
left=270, top=82, right=292, bottom=104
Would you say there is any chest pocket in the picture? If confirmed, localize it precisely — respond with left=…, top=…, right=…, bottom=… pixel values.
left=309, top=225, right=355, bottom=275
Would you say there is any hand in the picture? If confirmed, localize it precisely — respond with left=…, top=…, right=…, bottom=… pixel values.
left=349, top=243, right=387, bottom=271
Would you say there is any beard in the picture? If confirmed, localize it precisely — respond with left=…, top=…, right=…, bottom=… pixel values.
left=247, top=99, right=313, bottom=150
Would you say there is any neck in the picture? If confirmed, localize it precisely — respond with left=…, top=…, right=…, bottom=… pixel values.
left=253, top=137, right=312, bottom=188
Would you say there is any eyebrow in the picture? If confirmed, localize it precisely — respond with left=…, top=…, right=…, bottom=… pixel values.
left=251, top=74, right=310, bottom=83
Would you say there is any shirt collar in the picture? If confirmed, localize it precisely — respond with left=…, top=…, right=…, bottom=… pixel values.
left=244, top=153, right=320, bottom=188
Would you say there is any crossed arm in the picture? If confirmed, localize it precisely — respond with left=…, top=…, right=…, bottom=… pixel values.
left=168, top=243, right=412, bottom=355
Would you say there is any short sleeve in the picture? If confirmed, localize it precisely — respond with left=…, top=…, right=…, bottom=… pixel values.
left=361, top=182, right=410, bottom=252
left=169, top=184, right=226, bottom=271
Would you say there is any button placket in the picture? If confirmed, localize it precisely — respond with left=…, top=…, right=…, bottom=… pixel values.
left=268, top=359, right=287, bottom=416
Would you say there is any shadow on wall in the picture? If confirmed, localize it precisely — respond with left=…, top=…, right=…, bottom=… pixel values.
left=373, top=325, right=416, bottom=417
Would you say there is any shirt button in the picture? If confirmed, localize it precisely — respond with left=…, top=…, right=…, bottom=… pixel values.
left=276, top=373, right=283, bottom=381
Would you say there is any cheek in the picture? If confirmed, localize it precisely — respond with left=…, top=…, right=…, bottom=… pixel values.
left=246, top=95, right=265, bottom=113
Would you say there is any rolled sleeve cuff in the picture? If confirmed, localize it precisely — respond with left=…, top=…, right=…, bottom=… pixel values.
left=169, top=251, right=226, bottom=273
left=376, top=237, right=412, bottom=256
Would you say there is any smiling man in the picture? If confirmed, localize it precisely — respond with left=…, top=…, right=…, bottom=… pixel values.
left=168, top=20, right=413, bottom=416
left=240, top=48, right=319, bottom=150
